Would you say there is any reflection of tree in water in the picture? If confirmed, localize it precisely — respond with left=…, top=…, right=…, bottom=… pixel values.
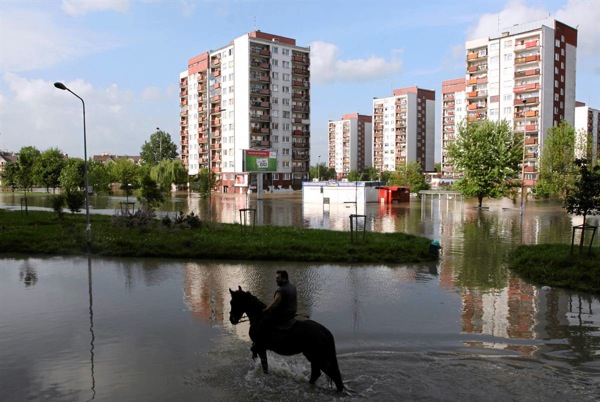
left=455, top=211, right=510, bottom=290
left=19, top=261, right=38, bottom=287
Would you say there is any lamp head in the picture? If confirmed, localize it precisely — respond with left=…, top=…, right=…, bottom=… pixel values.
left=54, top=82, right=67, bottom=90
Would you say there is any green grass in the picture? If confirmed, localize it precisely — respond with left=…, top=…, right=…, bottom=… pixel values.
left=0, top=210, right=436, bottom=264
left=508, top=244, right=600, bottom=294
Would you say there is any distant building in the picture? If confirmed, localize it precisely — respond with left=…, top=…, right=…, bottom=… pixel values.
left=180, top=31, right=311, bottom=193
left=0, top=150, right=18, bottom=188
left=328, top=113, right=372, bottom=179
left=574, top=102, right=599, bottom=164
left=372, top=86, right=435, bottom=173
left=93, top=153, right=142, bottom=165
left=440, top=78, right=467, bottom=182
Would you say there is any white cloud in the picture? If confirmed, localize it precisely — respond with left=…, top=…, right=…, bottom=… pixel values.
left=0, top=73, right=177, bottom=157
left=61, top=0, right=130, bottom=16
left=310, top=41, right=402, bottom=84
left=0, top=7, right=123, bottom=73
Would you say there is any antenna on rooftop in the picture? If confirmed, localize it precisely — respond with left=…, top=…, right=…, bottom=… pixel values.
left=253, top=16, right=256, bottom=31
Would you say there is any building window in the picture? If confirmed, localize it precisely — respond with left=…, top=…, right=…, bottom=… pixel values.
left=273, top=173, right=279, bottom=180
left=556, top=39, right=561, bottom=47
left=273, top=110, right=279, bottom=117
left=282, top=98, right=290, bottom=105
left=273, top=84, right=279, bottom=92
left=283, top=173, right=290, bottom=180
left=282, top=61, right=290, bottom=68
left=282, top=73, right=290, bottom=81
left=283, top=111, right=290, bottom=118
left=555, top=53, right=560, bottom=61
left=272, top=46, right=279, bottom=54
left=272, top=72, right=279, bottom=80
left=272, top=97, right=278, bottom=104
left=272, top=59, right=278, bottom=67
left=283, top=123, right=290, bottom=130
left=282, top=48, right=289, bottom=56
left=282, top=86, right=290, bottom=93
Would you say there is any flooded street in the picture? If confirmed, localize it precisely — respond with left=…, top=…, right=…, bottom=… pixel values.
left=1, top=192, right=599, bottom=401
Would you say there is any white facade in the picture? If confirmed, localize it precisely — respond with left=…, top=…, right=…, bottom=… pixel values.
left=328, top=114, right=372, bottom=179
left=180, top=31, right=311, bottom=192
left=373, top=87, right=435, bottom=173
left=575, top=104, right=600, bottom=163
left=460, top=18, right=578, bottom=186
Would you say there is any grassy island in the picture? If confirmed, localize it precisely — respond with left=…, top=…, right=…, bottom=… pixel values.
left=508, top=244, right=600, bottom=294
left=0, top=210, right=436, bottom=264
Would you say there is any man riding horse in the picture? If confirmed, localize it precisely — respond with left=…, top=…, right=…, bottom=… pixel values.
left=251, top=270, right=297, bottom=356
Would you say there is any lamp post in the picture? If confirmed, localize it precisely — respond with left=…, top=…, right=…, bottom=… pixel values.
left=156, top=127, right=162, bottom=191
left=54, top=82, right=91, bottom=251
left=317, top=155, right=321, bottom=181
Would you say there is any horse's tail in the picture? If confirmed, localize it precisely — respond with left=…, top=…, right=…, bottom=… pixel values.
left=323, top=327, right=344, bottom=392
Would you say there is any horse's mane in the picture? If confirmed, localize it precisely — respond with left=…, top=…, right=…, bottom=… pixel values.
left=240, top=290, right=267, bottom=311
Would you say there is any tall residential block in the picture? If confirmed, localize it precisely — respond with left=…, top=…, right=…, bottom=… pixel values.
left=372, top=86, right=435, bottom=173
left=462, top=18, right=577, bottom=186
left=328, top=113, right=372, bottom=179
left=180, top=31, right=310, bottom=193
left=441, top=78, right=467, bottom=180
left=575, top=102, right=600, bottom=164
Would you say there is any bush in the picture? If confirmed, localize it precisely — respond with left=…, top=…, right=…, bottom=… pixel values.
left=51, top=194, right=66, bottom=218
left=173, top=211, right=202, bottom=229
left=111, top=204, right=156, bottom=230
left=65, top=190, right=85, bottom=214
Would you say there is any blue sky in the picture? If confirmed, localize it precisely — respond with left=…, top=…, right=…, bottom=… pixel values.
left=1, top=0, right=598, bottom=163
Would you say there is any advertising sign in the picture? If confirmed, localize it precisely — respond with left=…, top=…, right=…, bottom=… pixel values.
left=243, top=149, right=277, bottom=172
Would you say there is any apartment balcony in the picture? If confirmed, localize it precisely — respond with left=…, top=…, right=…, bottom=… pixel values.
left=525, top=124, right=538, bottom=131
left=515, top=54, right=540, bottom=64
left=293, top=142, right=308, bottom=148
left=212, top=106, right=222, bottom=114
left=292, top=80, right=309, bottom=88
left=467, top=50, right=487, bottom=60
left=293, top=154, right=309, bottom=161
left=514, top=83, right=540, bottom=93
left=515, top=68, right=540, bottom=78
left=515, top=40, right=540, bottom=52
left=467, top=103, right=486, bottom=110
left=443, top=94, right=455, bottom=101
left=443, top=102, right=455, bottom=108
left=212, top=70, right=221, bottom=78
left=212, top=130, right=221, bottom=138
left=292, top=54, right=309, bottom=64
left=514, top=96, right=540, bottom=106
left=210, top=95, right=221, bottom=103
left=293, top=67, right=309, bottom=75
left=524, top=165, right=536, bottom=173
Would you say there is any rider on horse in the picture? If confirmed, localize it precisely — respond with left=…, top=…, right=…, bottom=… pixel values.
left=251, top=270, right=297, bottom=356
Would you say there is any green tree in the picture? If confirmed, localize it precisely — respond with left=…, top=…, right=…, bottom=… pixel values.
left=535, top=121, right=577, bottom=200
left=190, top=168, right=216, bottom=197
left=564, top=159, right=600, bottom=252
left=138, top=175, right=165, bottom=208
left=365, top=167, right=380, bottom=181
left=34, top=148, right=65, bottom=193
left=88, top=160, right=113, bottom=194
left=17, top=146, right=41, bottom=212
left=434, top=162, right=441, bottom=173
left=1, top=161, right=19, bottom=191
left=111, top=158, right=140, bottom=202
left=388, top=161, right=430, bottom=196
left=140, top=129, right=178, bottom=166
left=150, top=159, right=188, bottom=192
left=60, top=158, right=85, bottom=193
left=347, top=169, right=360, bottom=182
left=447, top=119, right=522, bottom=208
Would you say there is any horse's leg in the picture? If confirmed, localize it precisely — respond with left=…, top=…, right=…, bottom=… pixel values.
left=258, top=349, right=269, bottom=374
left=322, top=361, right=344, bottom=392
left=303, top=353, right=321, bottom=384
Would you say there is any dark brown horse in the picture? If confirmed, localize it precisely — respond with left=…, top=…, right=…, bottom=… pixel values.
left=228, top=286, right=344, bottom=392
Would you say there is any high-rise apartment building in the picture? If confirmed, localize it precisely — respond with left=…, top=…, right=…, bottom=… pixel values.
left=372, top=86, right=435, bottom=173
left=441, top=78, right=467, bottom=181
left=575, top=102, right=600, bottom=164
left=180, top=31, right=310, bottom=193
left=460, top=18, right=577, bottom=187
left=328, top=113, right=372, bottom=179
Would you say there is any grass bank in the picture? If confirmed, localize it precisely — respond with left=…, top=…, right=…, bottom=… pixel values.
left=0, top=210, right=436, bottom=264
left=508, top=244, right=600, bottom=294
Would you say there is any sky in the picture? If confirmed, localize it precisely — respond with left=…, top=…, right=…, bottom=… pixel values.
left=1, top=0, right=599, bottom=164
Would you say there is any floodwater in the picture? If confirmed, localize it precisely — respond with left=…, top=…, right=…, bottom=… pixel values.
left=1, top=192, right=599, bottom=401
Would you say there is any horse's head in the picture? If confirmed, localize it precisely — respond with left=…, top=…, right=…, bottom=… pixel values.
left=229, top=285, right=247, bottom=325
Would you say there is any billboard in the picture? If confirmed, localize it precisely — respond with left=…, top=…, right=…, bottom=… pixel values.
left=243, top=149, right=277, bottom=172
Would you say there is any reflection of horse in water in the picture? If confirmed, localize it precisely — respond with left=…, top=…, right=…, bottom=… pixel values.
left=229, top=286, right=344, bottom=392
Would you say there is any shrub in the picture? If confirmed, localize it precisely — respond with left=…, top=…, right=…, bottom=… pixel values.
left=65, top=190, right=85, bottom=214
left=51, top=194, right=66, bottom=218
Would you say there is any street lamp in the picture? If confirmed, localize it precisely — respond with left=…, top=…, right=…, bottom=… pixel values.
left=54, top=82, right=91, bottom=251
left=317, top=155, right=321, bottom=181
left=156, top=127, right=162, bottom=191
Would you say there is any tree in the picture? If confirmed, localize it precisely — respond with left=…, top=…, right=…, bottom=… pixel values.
left=140, top=129, right=178, bottom=166
left=60, top=158, right=85, bottom=193
left=17, top=146, right=41, bottom=212
left=150, top=159, right=188, bottom=192
left=87, top=160, right=113, bottom=194
left=535, top=121, right=577, bottom=200
left=34, top=148, right=65, bottom=193
left=111, top=158, right=140, bottom=202
left=347, top=169, right=360, bottom=182
left=1, top=161, right=19, bottom=191
left=190, top=168, right=216, bottom=197
left=388, top=161, right=430, bottom=196
left=447, top=119, right=522, bottom=208
left=139, top=175, right=165, bottom=208
left=564, top=158, right=600, bottom=253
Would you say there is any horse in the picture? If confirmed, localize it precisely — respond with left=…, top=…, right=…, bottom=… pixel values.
left=228, top=286, right=344, bottom=392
